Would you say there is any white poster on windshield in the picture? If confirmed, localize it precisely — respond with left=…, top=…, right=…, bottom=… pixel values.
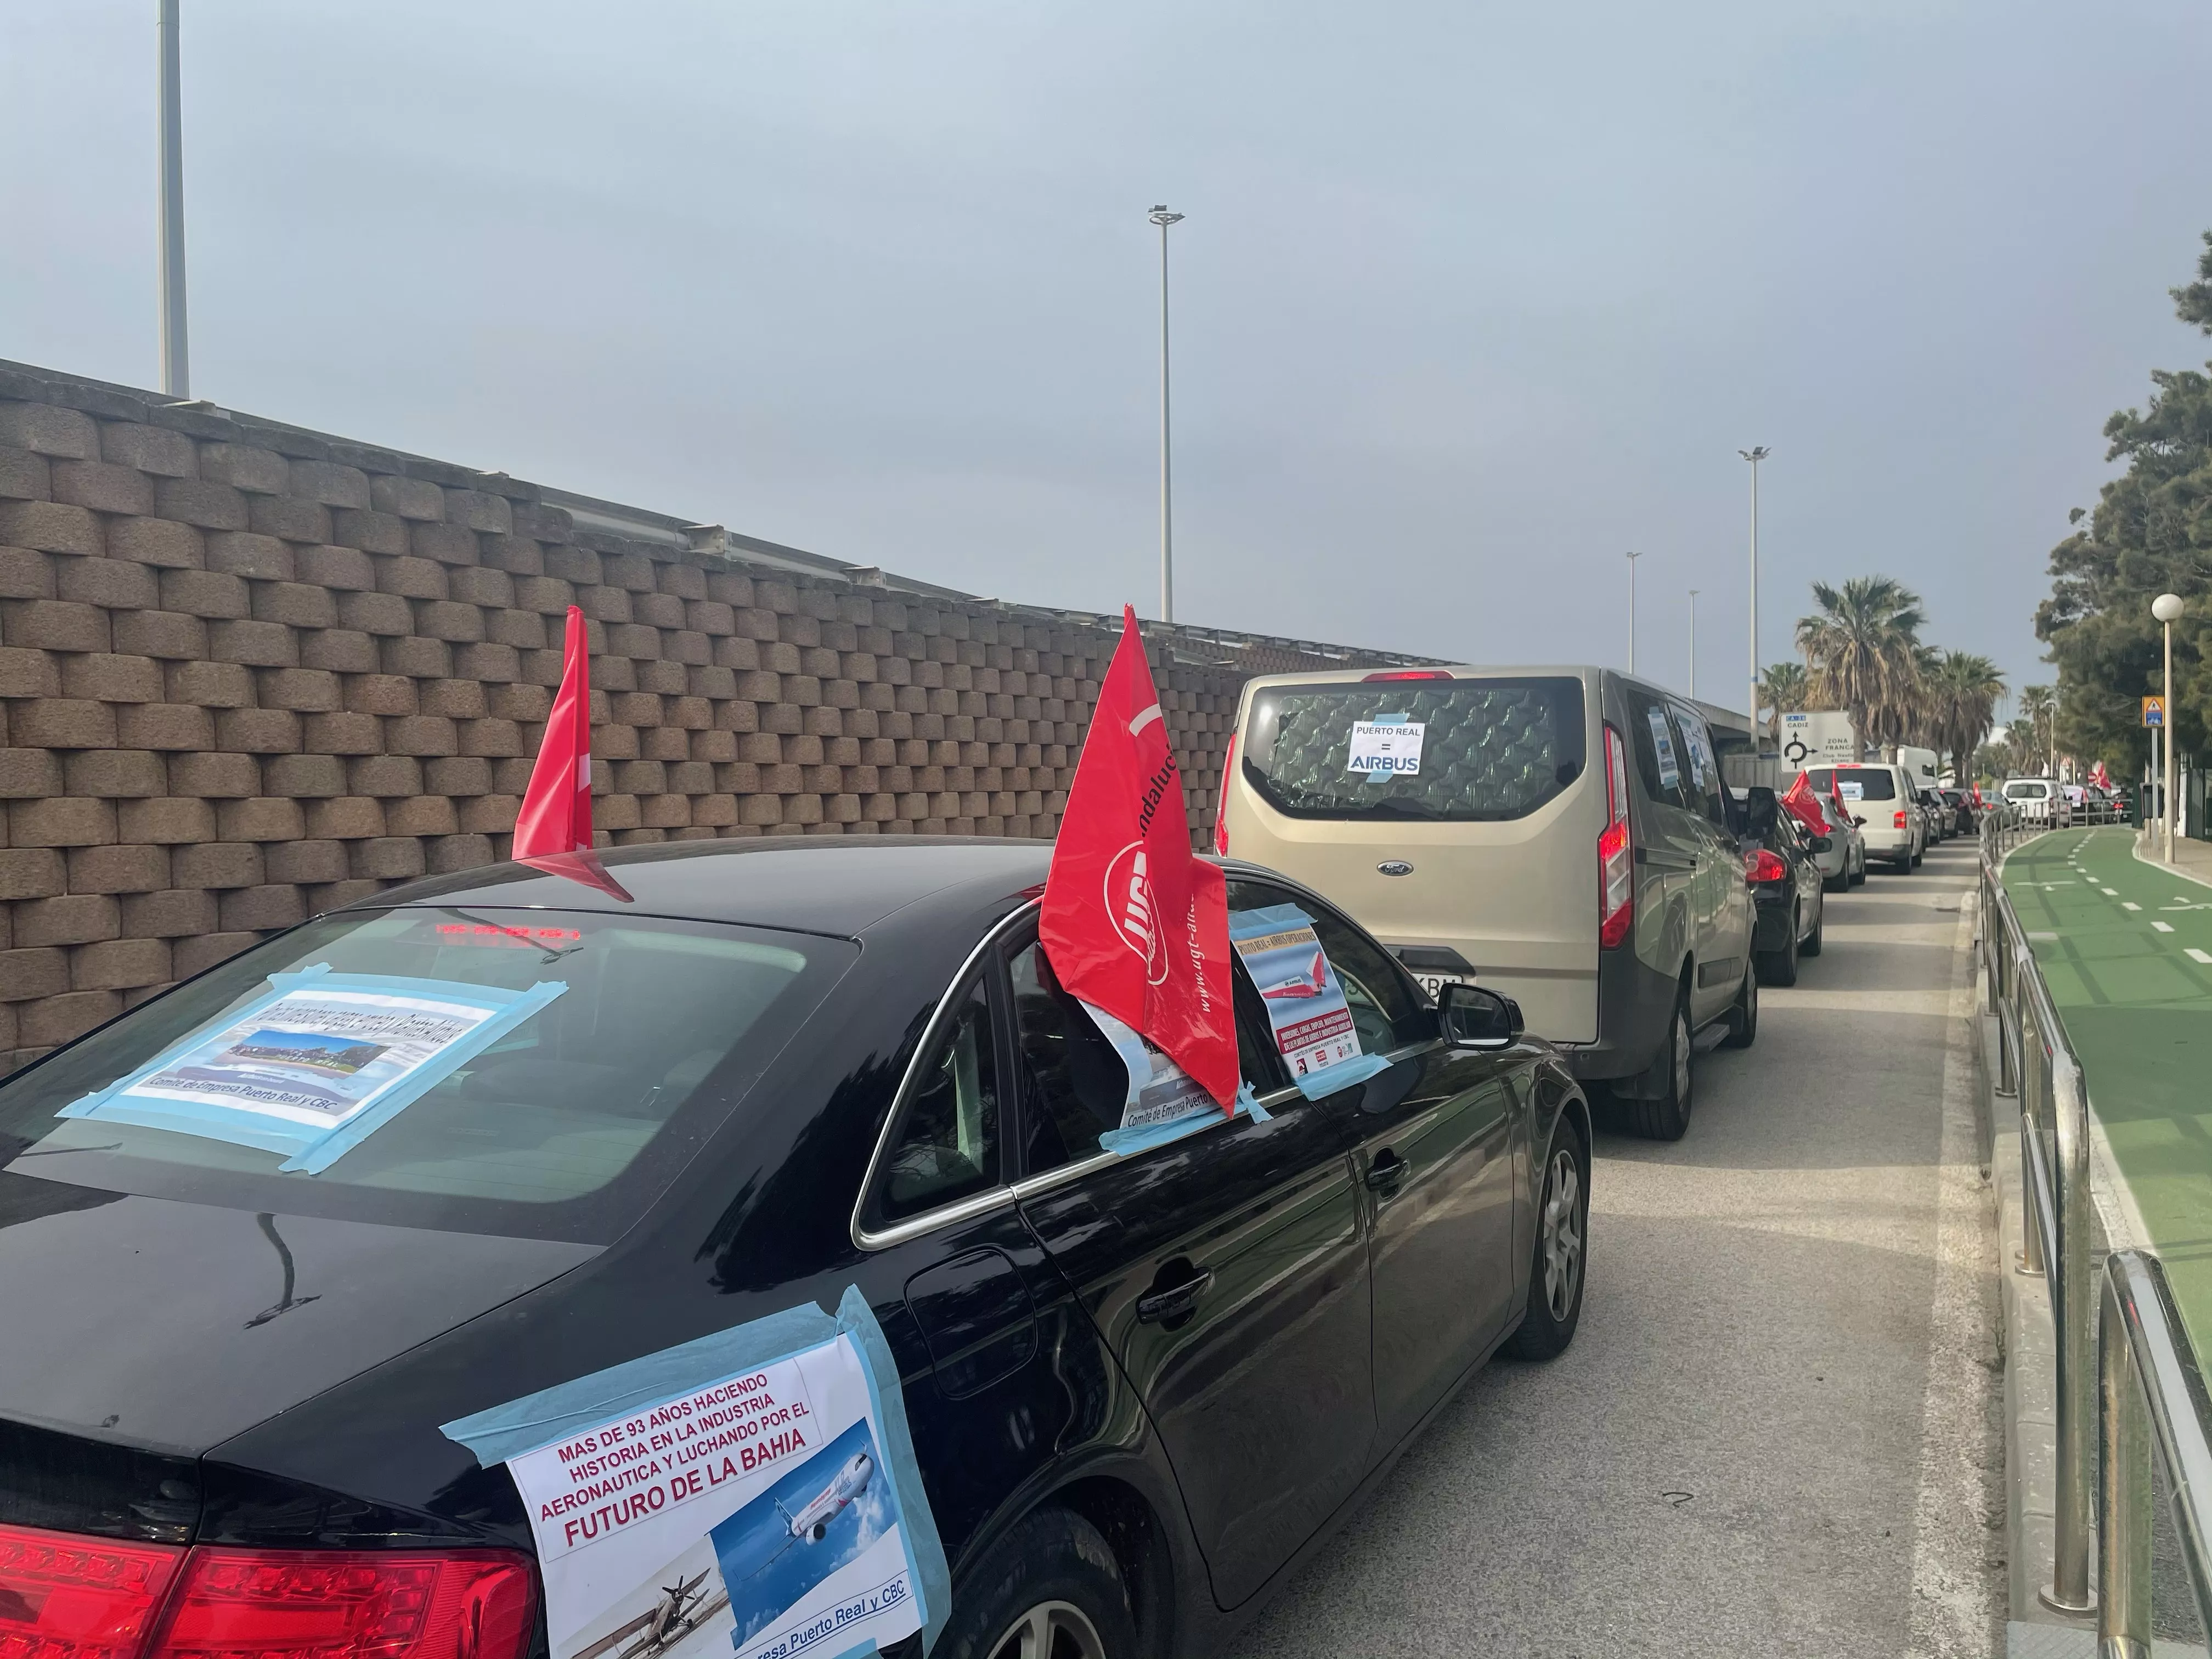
left=1346, top=715, right=1424, bottom=781
left=505, top=1333, right=923, bottom=1659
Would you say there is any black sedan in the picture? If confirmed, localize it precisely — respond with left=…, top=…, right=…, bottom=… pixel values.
left=1740, top=787, right=1826, bottom=987
left=0, top=839, right=1592, bottom=1659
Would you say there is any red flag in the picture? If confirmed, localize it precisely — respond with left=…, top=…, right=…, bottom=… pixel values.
left=1041, top=608, right=1238, bottom=1110
left=514, top=607, right=594, bottom=858
left=1780, top=770, right=1830, bottom=834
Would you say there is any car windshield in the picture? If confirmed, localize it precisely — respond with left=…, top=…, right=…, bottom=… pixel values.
left=0, top=907, right=854, bottom=1242
left=1241, top=676, right=1586, bottom=822
left=1808, top=766, right=1898, bottom=801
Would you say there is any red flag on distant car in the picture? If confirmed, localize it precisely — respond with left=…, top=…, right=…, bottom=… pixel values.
left=1041, top=607, right=1239, bottom=1110
left=1780, top=770, right=1831, bottom=835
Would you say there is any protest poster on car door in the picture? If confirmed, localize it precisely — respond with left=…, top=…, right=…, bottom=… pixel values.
left=490, top=1327, right=928, bottom=1659
left=1228, top=904, right=1362, bottom=1080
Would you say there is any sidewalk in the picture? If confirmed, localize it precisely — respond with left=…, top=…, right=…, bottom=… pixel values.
left=1999, top=827, right=2212, bottom=1352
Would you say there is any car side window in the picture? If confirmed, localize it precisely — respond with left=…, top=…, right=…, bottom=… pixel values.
left=1671, top=706, right=1730, bottom=827
left=1623, top=690, right=1692, bottom=812
left=876, top=972, right=1000, bottom=1221
left=1225, top=877, right=1429, bottom=1056
left=1006, top=928, right=1283, bottom=1178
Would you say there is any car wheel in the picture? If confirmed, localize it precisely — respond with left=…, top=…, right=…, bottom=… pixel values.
left=1758, top=907, right=1801, bottom=986
left=1622, top=988, right=1692, bottom=1141
left=1503, top=1122, right=1588, bottom=1360
left=1802, top=894, right=1824, bottom=957
left=1910, top=842, right=1924, bottom=868
left=1822, top=865, right=1847, bottom=894
left=936, top=1508, right=1138, bottom=1659
left=1720, top=959, right=1758, bottom=1048
left=1849, top=854, right=1866, bottom=887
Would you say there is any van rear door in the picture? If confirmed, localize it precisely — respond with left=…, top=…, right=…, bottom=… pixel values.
left=1222, top=673, right=1600, bottom=1044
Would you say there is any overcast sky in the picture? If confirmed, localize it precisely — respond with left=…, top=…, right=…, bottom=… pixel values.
left=6, top=1, right=2209, bottom=715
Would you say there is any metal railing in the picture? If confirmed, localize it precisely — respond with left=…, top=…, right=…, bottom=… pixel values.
left=1979, top=810, right=2212, bottom=1645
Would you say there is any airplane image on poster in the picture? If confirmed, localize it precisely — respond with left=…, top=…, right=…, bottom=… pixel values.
left=1257, top=949, right=1330, bottom=1001
left=560, top=1538, right=732, bottom=1659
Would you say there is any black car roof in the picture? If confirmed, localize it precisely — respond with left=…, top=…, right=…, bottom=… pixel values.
left=363, top=837, right=1056, bottom=938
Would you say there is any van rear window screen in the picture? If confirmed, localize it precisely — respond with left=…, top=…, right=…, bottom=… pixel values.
left=1242, top=679, right=1585, bottom=822
left=1835, top=768, right=1898, bottom=800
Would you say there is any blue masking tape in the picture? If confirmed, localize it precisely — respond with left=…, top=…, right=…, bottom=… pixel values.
left=58, top=969, right=566, bottom=1176
left=439, top=1288, right=951, bottom=1659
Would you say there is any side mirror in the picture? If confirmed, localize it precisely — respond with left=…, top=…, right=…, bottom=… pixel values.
left=1852, top=815, right=1866, bottom=827
left=1810, top=835, right=1832, bottom=854
left=1438, top=981, right=1521, bottom=1048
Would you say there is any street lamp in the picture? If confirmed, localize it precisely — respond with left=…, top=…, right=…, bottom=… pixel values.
left=1624, top=551, right=1642, bottom=673
left=157, top=0, right=190, bottom=397
left=1688, top=589, right=1700, bottom=699
left=2155, top=592, right=2183, bottom=858
left=1740, top=447, right=1769, bottom=739
left=1149, top=206, right=1184, bottom=624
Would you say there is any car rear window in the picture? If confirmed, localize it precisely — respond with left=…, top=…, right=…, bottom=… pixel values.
left=1808, top=765, right=1897, bottom=801
left=1241, top=677, right=1586, bottom=822
left=2006, top=781, right=2049, bottom=799
left=0, top=907, right=854, bottom=1243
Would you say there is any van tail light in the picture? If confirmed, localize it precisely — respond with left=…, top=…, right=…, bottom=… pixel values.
left=0, top=1525, right=535, bottom=1659
left=1212, top=734, right=1236, bottom=856
left=1598, top=724, right=1634, bottom=949
left=0, top=1522, right=184, bottom=1659
left=1894, top=810, right=1908, bottom=829
left=1361, top=669, right=1452, bottom=681
left=1742, top=848, right=1788, bottom=885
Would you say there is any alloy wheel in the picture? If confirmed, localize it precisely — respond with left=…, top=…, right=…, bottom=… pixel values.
left=1540, top=1147, right=1583, bottom=1319
left=987, top=1600, right=1109, bottom=1659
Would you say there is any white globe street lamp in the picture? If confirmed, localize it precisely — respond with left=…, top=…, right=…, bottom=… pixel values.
left=2154, top=592, right=2184, bottom=859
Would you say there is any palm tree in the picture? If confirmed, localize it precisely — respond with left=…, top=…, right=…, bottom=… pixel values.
left=2021, top=685, right=2061, bottom=777
left=1757, top=662, right=1810, bottom=741
left=1926, top=651, right=2007, bottom=775
left=1796, top=577, right=1927, bottom=760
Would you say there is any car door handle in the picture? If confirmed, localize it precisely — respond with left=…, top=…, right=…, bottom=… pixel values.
left=1136, top=1269, right=1215, bottom=1324
left=1365, top=1150, right=1409, bottom=1193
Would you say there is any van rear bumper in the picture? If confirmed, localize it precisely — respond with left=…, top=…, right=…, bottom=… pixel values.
left=1556, top=943, right=1680, bottom=1084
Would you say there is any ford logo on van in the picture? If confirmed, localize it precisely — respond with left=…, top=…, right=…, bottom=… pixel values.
left=1377, top=860, right=1415, bottom=877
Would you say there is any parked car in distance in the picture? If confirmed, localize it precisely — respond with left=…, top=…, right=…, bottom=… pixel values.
left=1741, top=787, right=1826, bottom=987
left=1823, top=782, right=1870, bottom=887
left=0, top=839, right=1595, bottom=1659
left=1939, top=787, right=1974, bottom=834
left=2003, top=776, right=2070, bottom=828
left=1217, top=664, right=1755, bottom=1140
left=1917, top=788, right=1952, bottom=842
left=1789, top=778, right=1862, bottom=892
left=1803, top=763, right=1925, bottom=872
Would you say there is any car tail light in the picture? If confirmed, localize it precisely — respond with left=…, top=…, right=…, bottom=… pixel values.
left=0, top=1522, right=185, bottom=1659
left=1742, top=848, right=1788, bottom=884
left=1893, top=810, right=1908, bottom=828
left=150, top=1548, right=533, bottom=1659
left=1212, top=733, right=1235, bottom=856
left=1598, top=724, right=1633, bottom=949
left=1360, top=669, right=1452, bottom=681
left=0, top=1526, right=534, bottom=1659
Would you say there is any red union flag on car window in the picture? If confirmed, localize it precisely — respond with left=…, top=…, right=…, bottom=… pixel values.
left=1780, top=770, right=1830, bottom=835
left=1041, top=607, right=1238, bottom=1110
left=514, top=606, right=593, bottom=858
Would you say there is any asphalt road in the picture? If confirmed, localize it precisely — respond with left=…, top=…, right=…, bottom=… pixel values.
left=1225, top=837, right=2005, bottom=1658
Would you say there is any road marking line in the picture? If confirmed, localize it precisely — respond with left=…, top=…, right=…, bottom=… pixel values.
left=2154, top=921, right=2175, bottom=933
left=2102, top=887, right=2119, bottom=896
left=2122, top=901, right=2141, bottom=910
left=2188, top=949, right=2212, bottom=966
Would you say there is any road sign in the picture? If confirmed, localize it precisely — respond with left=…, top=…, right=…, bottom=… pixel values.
left=2143, top=695, right=2166, bottom=727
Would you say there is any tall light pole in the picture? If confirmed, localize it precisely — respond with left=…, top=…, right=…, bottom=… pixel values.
left=1688, top=589, right=1700, bottom=699
left=2155, top=592, right=2183, bottom=857
left=1149, top=206, right=1183, bottom=623
left=1740, top=447, right=1769, bottom=738
left=157, top=0, right=190, bottom=398
left=1624, top=551, right=1642, bottom=674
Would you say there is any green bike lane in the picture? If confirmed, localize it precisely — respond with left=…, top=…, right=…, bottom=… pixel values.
left=2000, top=825, right=2212, bottom=1350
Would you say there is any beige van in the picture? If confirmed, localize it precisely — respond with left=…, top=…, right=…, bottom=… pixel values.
left=1216, top=665, right=1756, bottom=1138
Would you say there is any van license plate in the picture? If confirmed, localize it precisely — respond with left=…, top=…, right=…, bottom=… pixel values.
left=1416, top=973, right=1466, bottom=1000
